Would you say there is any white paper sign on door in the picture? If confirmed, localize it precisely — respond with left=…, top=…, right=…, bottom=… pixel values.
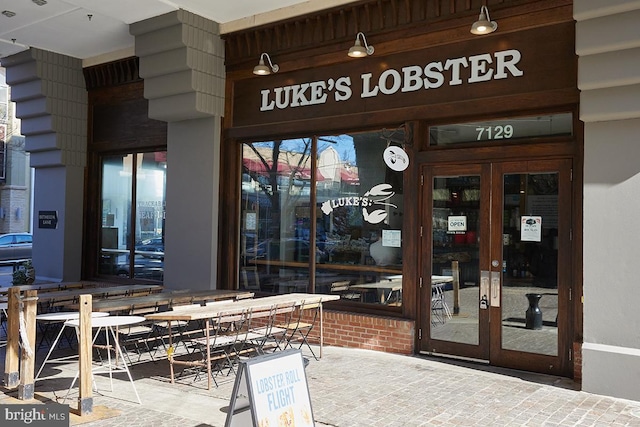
left=520, top=216, right=542, bottom=242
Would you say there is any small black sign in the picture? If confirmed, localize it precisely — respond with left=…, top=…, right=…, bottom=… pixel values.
left=38, top=211, right=58, bottom=229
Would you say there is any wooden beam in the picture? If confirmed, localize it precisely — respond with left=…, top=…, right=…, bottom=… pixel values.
left=18, top=290, right=38, bottom=400
left=78, top=295, right=93, bottom=415
left=4, top=287, right=20, bottom=388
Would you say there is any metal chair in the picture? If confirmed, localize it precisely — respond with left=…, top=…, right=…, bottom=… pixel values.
left=278, top=300, right=321, bottom=360
left=189, top=308, right=247, bottom=386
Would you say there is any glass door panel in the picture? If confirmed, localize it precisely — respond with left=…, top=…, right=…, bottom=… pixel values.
left=431, top=174, right=481, bottom=345
left=133, top=152, right=166, bottom=281
left=500, top=172, right=559, bottom=356
left=99, top=151, right=166, bottom=281
left=100, top=154, right=133, bottom=277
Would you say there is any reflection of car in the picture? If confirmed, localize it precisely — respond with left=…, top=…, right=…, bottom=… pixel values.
left=0, top=232, right=32, bottom=262
left=244, top=238, right=325, bottom=262
left=135, top=237, right=164, bottom=259
left=243, top=239, right=269, bottom=260
left=116, top=255, right=164, bottom=279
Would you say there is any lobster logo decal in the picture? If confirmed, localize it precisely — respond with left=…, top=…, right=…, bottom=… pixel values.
left=321, top=183, right=397, bottom=224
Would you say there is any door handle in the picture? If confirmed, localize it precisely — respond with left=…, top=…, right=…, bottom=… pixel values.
left=490, top=271, right=500, bottom=307
left=480, top=271, right=489, bottom=310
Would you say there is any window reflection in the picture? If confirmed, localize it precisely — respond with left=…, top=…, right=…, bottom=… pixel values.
left=239, top=130, right=405, bottom=306
left=240, top=138, right=313, bottom=293
left=99, top=152, right=166, bottom=281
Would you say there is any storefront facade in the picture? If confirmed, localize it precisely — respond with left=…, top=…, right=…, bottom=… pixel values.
left=2, top=0, right=640, bottom=402
left=221, top=0, right=580, bottom=379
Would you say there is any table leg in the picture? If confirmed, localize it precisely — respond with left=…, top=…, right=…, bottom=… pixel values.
left=103, top=327, right=114, bottom=391
left=35, top=323, right=68, bottom=380
left=205, top=318, right=211, bottom=391
left=107, top=326, right=141, bottom=404
left=64, top=327, right=101, bottom=403
left=168, top=320, right=175, bottom=384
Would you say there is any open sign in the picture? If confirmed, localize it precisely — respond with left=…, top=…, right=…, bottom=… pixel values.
left=448, top=215, right=467, bottom=232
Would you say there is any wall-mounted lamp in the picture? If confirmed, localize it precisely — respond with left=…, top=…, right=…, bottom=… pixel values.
left=253, top=53, right=279, bottom=76
left=348, top=32, right=374, bottom=57
left=15, top=207, right=21, bottom=220
left=0, top=208, right=5, bottom=219
left=470, top=5, right=497, bottom=35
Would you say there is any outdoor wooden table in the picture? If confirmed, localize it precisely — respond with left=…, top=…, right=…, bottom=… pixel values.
left=66, top=289, right=254, bottom=313
left=349, top=280, right=403, bottom=304
left=431, top=275, right=454, bottom=285
left=0, top=281, right=100, bottom=296
left=145, top=293, right=339, bottom=390
left=35, top=284, right=164, bottom=310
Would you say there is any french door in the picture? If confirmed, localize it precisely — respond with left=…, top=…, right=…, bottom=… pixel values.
left=420, top=159, right=572, bottom=376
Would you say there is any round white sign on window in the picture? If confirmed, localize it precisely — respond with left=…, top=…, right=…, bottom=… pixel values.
left=383, top=146, right=409, bottom=171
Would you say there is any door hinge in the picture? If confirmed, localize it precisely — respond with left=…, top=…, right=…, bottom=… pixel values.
left=570, top=228, right=573, bottom=241
left=570, top=168, right=573, bottom=182
left=421, top=175, right=424, bottom=186
left=420, top=226, right=423, bottom=237
left=419, top=328, right=422, bottom=340
left=569, top=287, right=572, bottom=301
left=568, top=348, right=572, bottom=361
left=419, top=277, right=423, bottom=289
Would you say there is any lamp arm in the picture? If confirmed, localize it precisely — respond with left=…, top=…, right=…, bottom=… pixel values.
left=356, top=32, right=375, bottom=55
left=481, top=5, right=492, bottom=21
left=261, top=53, right=279, bottom=73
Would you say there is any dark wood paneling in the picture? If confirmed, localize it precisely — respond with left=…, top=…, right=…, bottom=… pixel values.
left=223, top=0, right=570, bottom=69
left=88, top=81, right=167, bottom=151
left=231, top=23, right=576, bottom=129
left=83, top=57, right=140, bottom=90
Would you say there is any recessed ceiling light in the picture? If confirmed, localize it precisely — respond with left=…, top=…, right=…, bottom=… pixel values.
left=2, top=10, right=16, bottom=18
left=32, top=0, right=48, bottom=6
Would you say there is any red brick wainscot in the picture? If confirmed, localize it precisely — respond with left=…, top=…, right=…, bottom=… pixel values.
left=303, top=309, right=415, bottom=354
left=573, top=341, right=582, bottom=383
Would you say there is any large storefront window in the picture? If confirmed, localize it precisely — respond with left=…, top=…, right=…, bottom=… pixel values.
left=240, top=130, right=405, bottom=306
left=99, top=151, right=166, bottom=281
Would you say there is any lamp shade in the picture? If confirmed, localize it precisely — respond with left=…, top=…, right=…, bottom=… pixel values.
left=253, top=59, right=271, bottom=75
left=253, top=53, right=279, bottom=75
left=470, top=6, right=497, bottom=35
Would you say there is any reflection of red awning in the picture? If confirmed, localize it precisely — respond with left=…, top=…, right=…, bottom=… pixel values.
left=243, top=157, right=359, bottom=184
left=340, top=168, right=359, bottom=183
left=243, top=158, right=324, bottom=180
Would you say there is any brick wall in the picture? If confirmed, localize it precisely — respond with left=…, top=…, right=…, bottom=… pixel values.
left=0, top=185, right=28, bottom=234
left=573, top=341, right=582, bottom=383
left=302, top=309, right=415, bottom=355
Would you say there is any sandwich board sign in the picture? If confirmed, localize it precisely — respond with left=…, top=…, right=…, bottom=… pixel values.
left=225, top=349, right=314, bottom=427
